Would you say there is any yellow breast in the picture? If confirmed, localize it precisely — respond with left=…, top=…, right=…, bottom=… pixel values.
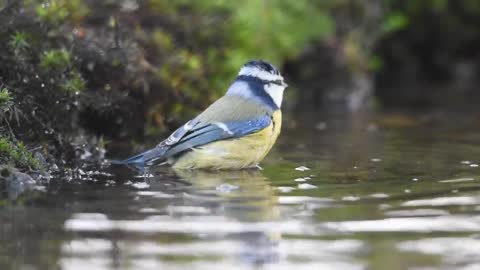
left=172, top=110, right=282, bottom=170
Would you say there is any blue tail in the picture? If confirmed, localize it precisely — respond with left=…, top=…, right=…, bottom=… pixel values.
left=111, top=146, right=168, bottom=166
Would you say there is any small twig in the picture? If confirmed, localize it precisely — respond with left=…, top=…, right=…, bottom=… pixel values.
left=1, top=115, right=16, bottom=139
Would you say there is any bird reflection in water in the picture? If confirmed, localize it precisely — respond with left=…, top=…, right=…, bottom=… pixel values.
left=172, top=169, right=282, bottom=266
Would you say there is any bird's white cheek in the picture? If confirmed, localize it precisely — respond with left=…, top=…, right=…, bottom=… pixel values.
left=264, top=84, right=285, bottom=108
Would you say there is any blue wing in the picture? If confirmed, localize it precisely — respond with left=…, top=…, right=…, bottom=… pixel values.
left=117, top=115, right=271, bottom=165
left=163, top=116, right=271, bottom=158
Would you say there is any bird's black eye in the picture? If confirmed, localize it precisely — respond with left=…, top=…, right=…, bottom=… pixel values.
left=272, top=80, right=283, bottom=85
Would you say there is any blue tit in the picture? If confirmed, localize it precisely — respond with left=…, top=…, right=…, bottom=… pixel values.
left=118, top=60, right=288, bottom=170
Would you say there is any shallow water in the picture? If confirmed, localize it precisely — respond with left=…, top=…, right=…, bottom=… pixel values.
left=2, top=109, right=480, bottom=270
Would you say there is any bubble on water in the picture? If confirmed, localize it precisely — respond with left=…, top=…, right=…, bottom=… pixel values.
left=295, top=166, right=310, bottom=171
left=278, top=196, right=333, bottom=205
left=216, top=183, right=238, bottom=193
left=167, top=206, right=211, bottom=215
left=366, top=123, right=378, bottom=132
left=342, top=196, right=360, bottom=201
left=412, top=178, right=419, bottom=181
left=134, top=173, right=154, bottom=178
left=461, top=160, right=472, bottom=165
left=470, top=164, right=479, bottom=168
left=136, top=191, right=175, bottom=199
left=315, top=122, right=327, bottom=130
left=404, top=189, right=411, bottom=193
left=277, top=186, right=295, bottom=193
left=298, top=183, right=317, bottom=190
left=294, top=178, right=307, bottom=182
left=131, top=182, right=150, bottom=189
left=370, top=158, right=382, bottom=162
left=368, top=193, right=389, bottom=199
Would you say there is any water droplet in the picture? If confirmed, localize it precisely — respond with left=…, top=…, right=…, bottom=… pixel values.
left=277, top=186, right=295, bottom=193
left=315, top=122, right=327, bottom=130
left=216, top=183, right=238, bottom=193
left=342, top=196, right=360, bottom=201
left=369, top=193, right=389, bottom=198
left=134, top=173, right=154, bottom=178
left=295, top=166, right=310, bottom=171
left=366, top=123, right=378, bottom=132
left=131, top=182, right=150, bottom=189
left=298, top=183, right=317, bottom=189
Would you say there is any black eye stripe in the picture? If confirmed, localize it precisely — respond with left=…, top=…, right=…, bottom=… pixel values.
left=271, top=80, right=282, bottom=85
left=236, top=75, right=285, bottom=86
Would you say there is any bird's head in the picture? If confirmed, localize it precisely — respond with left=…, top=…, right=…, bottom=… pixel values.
left=228, top=60, right=288, bottom=108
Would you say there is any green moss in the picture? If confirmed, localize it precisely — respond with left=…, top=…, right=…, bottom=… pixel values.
left=34, top=0, right=89, bottom=24
left=40, top=48, right=71, bottom=70
left=8, top=31, right=31, bottom=52
left=0, top=89, right=12, bottom=105
left=61, top=71, right=86, bottom=93
left=0, top=137, right=40, bottom=169
left=382, top=12, right=410, bottom=34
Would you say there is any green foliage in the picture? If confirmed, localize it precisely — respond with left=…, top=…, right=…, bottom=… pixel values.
left=8, top=32, right=30, bottom=52
left=0, top=88, right=12, bottom=105
left=185, top=0, right=334, bottom=93
left=369, top=55, right=384, bottom=72
left=62, top=71, right=86, bottom=93
left=34, top=0, right=89, bottom=23
left=382, top=12, right=409, bottom=34
left=39, top=48, right=71, bottom=70
left=0, top=88, right=13, bottom=113
left=0, top=137, right=40, bottom=169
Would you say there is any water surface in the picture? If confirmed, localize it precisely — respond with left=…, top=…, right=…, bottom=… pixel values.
left=2, top=109, right=480, bottom=270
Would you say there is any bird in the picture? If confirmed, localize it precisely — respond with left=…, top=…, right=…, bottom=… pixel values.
left=118, top=60, right=288, bottom=170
